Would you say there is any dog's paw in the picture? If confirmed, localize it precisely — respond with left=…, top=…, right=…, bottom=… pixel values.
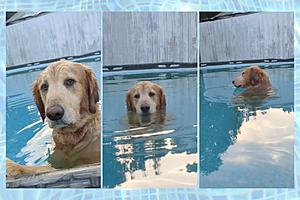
left=6, top=158, right=28, bottom=177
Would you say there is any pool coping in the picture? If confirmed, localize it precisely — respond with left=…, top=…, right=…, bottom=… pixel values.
left=103, top=67, right=198, bottom=77
left=199, top=60, right=294, bottom=71
left=6, top=52, right=101, bottom=76
left=6, top=163, right=101, bottom=188
left=6, top=51, right=101, bottom=70
left=7, top=58, right=294, bottom=76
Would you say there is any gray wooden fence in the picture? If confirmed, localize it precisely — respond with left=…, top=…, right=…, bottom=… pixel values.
left=7, top=12, right=292, bottom=67
left=6, top=12, right=101, bottom=67
left=103, top=12, right=197, bottom=66
left=200, top=12, right=294, bottom=63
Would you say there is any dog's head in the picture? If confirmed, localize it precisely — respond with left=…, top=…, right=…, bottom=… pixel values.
left=126, top=81, right=166, bottom=115
left=32, top=60, right=99, bottom=129
left=232, top=65, right=270, bottom=88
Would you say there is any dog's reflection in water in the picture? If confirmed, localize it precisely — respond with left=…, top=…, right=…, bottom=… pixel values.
left=232, top=87, right=276, bottom=107
left=126, top=111, right=167, bottom=131
left=116, top=111, right=174, bottom=138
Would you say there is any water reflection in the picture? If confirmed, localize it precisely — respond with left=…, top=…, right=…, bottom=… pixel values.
left=126, top=111, right=167, bottom=129
left=118, top=152, right=197, bottom=188
left=200, top=65, right=294, bottom=188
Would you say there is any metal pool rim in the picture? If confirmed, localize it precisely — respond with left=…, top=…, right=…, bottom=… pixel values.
left=103, top=67, right=197, bottom=77
left=6, top=54, right=101, bottom=76
left=200, top=61, right=294, bottom=72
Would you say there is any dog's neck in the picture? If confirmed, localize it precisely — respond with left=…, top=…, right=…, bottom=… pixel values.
left=52, top=109, right=100, bottom=153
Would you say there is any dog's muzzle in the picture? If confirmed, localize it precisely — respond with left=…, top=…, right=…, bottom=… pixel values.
left=46, top=104, right=64, bottom=121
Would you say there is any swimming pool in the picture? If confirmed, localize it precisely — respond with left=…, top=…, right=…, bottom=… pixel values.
left=103, top=69, right=197, bottom=188
left=6, top=57, right=101, bottom=166
left=200, top=63, right=294, bottom=188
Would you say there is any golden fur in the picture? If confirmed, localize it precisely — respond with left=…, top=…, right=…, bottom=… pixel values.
left=232, top=65, right=271, bottom=89
left=126, top=81, right=166, bottom=114
left=7, top=60, right=100, bottom=177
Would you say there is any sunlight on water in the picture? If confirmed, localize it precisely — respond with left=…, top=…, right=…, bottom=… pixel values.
left=16, top=126, right=53, bottom=165
left=118, top=152, right=197, bottom=188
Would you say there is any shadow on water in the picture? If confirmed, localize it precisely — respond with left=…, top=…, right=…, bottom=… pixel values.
left=200, top=65, right=294, bottom=188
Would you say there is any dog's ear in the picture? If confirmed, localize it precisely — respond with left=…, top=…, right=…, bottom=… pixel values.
left=32, top=79, right=45, bottom=122
left=159, top=88, right=166, bottom=109
left=126, top=90, right=133, bottom=111
left=85, top=67, right=99, bottom=114
left=155, top=85, right=166, bottom=110
left=249, top=68, right=263, bottom=86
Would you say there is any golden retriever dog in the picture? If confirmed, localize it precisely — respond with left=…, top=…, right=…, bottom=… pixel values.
left=232, top=65, right=273, bottom=98
left=126, top=81, right=166, bottom=115
left=6, top=60, right=100, bottom=177
left=232, top=65, right=271, bottom=88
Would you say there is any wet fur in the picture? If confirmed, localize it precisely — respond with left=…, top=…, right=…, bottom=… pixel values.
left=126, top=81, right=166, bottom=114
left=7, top=60, right=100, bottom=177
left=232, top=65, right=272, bottom=98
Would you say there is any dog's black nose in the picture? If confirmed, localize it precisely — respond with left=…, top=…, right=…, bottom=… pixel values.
left=232, top=80, right=234, bottom=84
left=46, top=104, right=64, bottom=121
left=141, top=105, right=150, bottom=113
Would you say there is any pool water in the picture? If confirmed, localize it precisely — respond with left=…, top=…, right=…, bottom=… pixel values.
left=6, top=57, right=101, bottom=166
left=200, top=64, right=294, bottom=188
left=103, top=70, right=197, bottom=188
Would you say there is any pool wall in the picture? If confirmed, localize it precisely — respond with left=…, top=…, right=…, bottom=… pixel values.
left=6, top=12, right=102, bottom=68
left=200, top=12, right=294, bottom=64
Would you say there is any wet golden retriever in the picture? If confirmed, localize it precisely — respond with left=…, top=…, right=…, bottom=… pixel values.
left=232, top=65, right=272, bottom=97
left=232, top=65, right=271, bottom=88
left=126, top=81, right=166, bottom=114
left=6, top=60, right=100, bottom=177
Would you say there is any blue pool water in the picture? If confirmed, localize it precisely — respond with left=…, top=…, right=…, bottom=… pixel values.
left=103, top=70, right=197, bottom=188
left=200, top=64, right=294, bottom=188
left=6, top=57, right=101, bottom=166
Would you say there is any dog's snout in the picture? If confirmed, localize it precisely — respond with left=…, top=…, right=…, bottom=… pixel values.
left=232, top=80, right=235, bottom=84
left=46, top=104, right=64, bottom=121
left=141, top=105, right=150, bottom=113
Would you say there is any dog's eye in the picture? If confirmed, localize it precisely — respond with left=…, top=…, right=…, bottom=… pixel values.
left=40, top=83, right=48, bottom=92
left=149, top=92, right=155, bottom=97
left=64, top=79, right=76, bottom=87
left=134, top=94, right=140, bottom=99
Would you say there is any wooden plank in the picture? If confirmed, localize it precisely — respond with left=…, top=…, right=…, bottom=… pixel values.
left=103, top=12, right=198, bottom=66
left=199, top=12, right=294, bottom=63
left=6, top=12, right=102, bottom=67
